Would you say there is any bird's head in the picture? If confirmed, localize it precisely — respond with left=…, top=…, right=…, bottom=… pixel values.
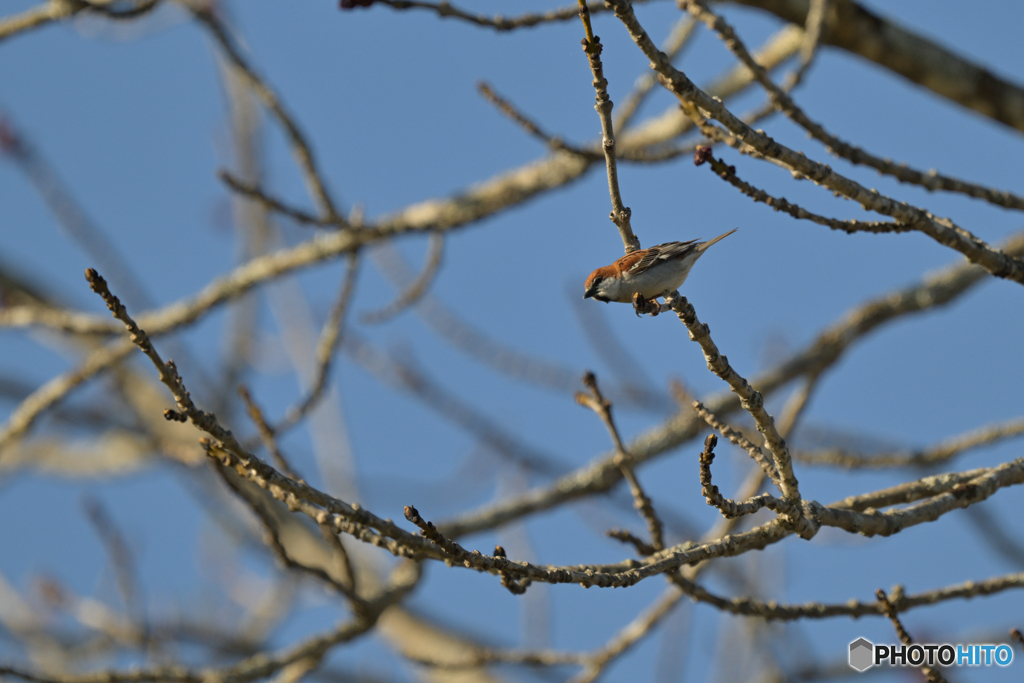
left=583, top=266, right=615, bottom=302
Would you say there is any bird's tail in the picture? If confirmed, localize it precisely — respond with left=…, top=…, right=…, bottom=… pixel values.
left=697, top=228, right=737, bottom=252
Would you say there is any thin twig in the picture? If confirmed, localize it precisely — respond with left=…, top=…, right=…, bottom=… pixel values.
left=572, top=295, right=673, bottom=412
left=237, top=385, right=302, bottom=480
left=577, top=371, right=665, bottom=551
left=0, top=305, right=121, bottom=334
left=569, top=589, right=681, bottom=683
left=836, top=466, right=992, bottom=512
left=208, top=455, right=363, bottom=606
left=692, top=400, right=780, bottom=487
left=737, top=0, right=830, bottom=130
left=794, top=0, right=829, bottom=83
left=477, top=81, right=599, bottom=159
left=361, top=233, right=444, bottom=324
left=615, top=14, right=697, bottom=132
left=606, top=529, right=657, bottom=556
left=668, top=295, right=804, bottom=512
left=794, top=416, right=1024, bottom=469
left=318, top=521, right=357, bottom=596
left=404, top=505, right=533, bottom=593
left=964, top=504, right=1024, bottom=568
left=692, top=142, right=903, bottom=235
left=876, top=588, right=948, bottom=683
left=774, top=373, right=821, bottom=441
left=697, top=434, right=800, bottom=520
left=82, top=0, right=161, bottom=20
left=219, top=170, right=327, bottom=227
left=191, top=3, right=343, bottom=223
left=358, top=0, right=662, bottom=32
left=578, top=0, right=639, bottom=253
left=669, top=570, right=1024, bottom=621
left=272, top=254, right=360, bottom=435
left=82, top=497, right=147, bottom=635
left=0, top=337, right=136, bottom=451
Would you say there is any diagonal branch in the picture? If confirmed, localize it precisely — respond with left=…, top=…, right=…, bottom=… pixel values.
left=732, top=0, right=1024, bottom=133
left=577, top=372, right=665, bottom=551
left=608, top=0, right=1024, bottom=286
left=190, top=2, right=343, bottom=223
left=685, top=0, right=1024, bottom=213
left=668, top=295, right=803, bottom=510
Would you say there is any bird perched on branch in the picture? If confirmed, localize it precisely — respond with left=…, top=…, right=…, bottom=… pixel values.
left=583, top=229, right=736, bottom=316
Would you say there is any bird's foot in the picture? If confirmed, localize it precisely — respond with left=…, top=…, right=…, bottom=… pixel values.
left=632, top=293, right=661, bottom=317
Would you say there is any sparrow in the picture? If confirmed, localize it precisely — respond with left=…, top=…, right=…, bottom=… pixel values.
left=583, top=229, right=736, bottom=315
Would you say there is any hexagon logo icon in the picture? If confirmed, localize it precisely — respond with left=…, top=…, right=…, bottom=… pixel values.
left=849, top=638, right=874, bottom=672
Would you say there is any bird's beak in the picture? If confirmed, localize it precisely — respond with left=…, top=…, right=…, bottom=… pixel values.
left=583, top=287, right=595, bottom=300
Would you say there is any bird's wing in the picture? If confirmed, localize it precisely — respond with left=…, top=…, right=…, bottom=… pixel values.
left=626, top=240, right=698, bottom=275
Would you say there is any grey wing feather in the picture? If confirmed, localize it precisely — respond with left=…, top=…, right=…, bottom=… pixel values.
left=627, top=240, right=698, bottom=275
